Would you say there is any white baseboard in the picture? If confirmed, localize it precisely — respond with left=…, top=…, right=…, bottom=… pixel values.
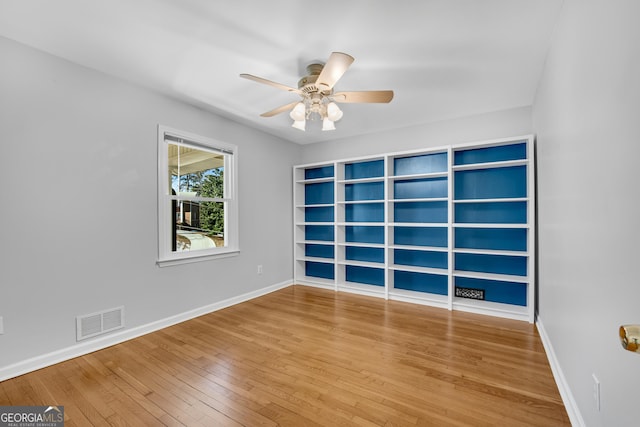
left=536, top=316, right=585, bottom=427
left=0, top=280, right=293, bottom=382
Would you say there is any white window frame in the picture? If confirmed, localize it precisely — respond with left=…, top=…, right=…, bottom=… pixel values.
left=157, top=125, right=239, bottom=267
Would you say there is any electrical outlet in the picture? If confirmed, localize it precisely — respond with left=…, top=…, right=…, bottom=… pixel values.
left=592, top=373, right=600, bottom=411
left=257, top=265, right=263, bottom=275
left=0, top=316, right=4, bottom=334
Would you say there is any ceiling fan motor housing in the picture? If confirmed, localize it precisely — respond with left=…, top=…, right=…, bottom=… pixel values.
left=298, top=63, right=331, bottom=96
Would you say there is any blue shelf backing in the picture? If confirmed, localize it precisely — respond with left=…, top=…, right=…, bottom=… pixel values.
left=345, top=181, right=384, bottom=201
left=394, top=177, right=448, bottom=199
left=455, top=276, right=527, bottom=306
left=305, top=225, right=334, bottom=242
left=455, top=253, right=527, bottom=276
left=345, top=265, right=385, bottom=286
left=394, top=249, right=448, bottom=269
left=455, top=201, right=527, bottom=224
left=394, top=270, right=448, bottom=295
left=345, top=159, right=384, bottom=180
left=345, top=203, right=384, bottom=223
left=455, top=227, right=527, bottom=251
left=346, top=246, right=384, bottom=263
left=305, top=182, right=334, bottom=205
left=454, top=166, right=526, bottom=200
left=454, top=142, right=527, bottom=166
left=345, top=226, right=385, bottom=244
left=305, top=243, right=334, bottom=259
left=305, top=165, right=334, bottom=180
left=394, top=201, right=447, bottom=223
left=394, top=226, right=448, bottom=247
left=305, top=206, right=334, bottom=222
left=306, top=261, right=335, bottom=280
left=394, top=152, right=448, bottom=175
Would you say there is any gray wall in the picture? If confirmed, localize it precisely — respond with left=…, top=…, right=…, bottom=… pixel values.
left=532, top=0, right=640, bottom=425
left=0, top=36, right=300, bottom=369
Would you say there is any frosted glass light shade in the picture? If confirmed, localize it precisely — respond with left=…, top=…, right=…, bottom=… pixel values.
left=326, top=102, right=343, bottom=121
left=289, top=102, right=306, bottom=121
left=292, top=120, right=306, bottom=131
left=322, top=117, right=336, bottom=131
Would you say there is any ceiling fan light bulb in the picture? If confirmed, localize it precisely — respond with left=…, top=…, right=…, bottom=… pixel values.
left=292, top=120, right=306, bottom=131
left=289, top=102, right=306, bottom=121
left=326, top=102, right=343, bottom=121
left=322, top=117, right=336, bottom=131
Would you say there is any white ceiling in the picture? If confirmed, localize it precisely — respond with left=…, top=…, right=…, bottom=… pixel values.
left=0, top=0, right=563, bottom=145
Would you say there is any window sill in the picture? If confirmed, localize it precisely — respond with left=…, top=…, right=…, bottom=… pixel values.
left=156, top=250, right=240, bottom=267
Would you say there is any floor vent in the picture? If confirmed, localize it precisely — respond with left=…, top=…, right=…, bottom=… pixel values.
left=455, top=287, right=485, bottom=301
left=76, top=306, right=124, bottom=341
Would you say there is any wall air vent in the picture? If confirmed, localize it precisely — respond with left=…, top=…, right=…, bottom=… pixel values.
left=76, top=306, right=124, bottom=341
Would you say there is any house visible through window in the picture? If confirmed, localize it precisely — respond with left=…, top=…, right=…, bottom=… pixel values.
left=157, top=126, right=238, bottom=266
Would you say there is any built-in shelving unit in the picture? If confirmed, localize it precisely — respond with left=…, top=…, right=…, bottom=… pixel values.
left=293, top=135, right=535, bottom=322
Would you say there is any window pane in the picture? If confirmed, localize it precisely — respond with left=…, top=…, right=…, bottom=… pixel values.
left=167, top=143, right=225, bottom=196
left=173, top=200, right=226, bottom=252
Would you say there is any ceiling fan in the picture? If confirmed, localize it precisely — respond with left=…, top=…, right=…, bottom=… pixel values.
left=240, top=52, right=394, bottom=131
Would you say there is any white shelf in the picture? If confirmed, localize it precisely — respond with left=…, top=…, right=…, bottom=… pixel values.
left=452, top=158, right=528, bottom=171
left=452, top=223, right=529, bottom=229
left=388, top=171, right=448, bottom=180
left=297, top=256, right=335, bottom=264
left=298, top=203, right=335, bottom=207
left=337, top=177, right=384, bottom=184
left=389, top=265, right=448, bottom=275
left=391, top=222, right=448, bottom=227
left=453, top=248, right=528, bottom=256
left=388, top=289, right=449, bottom=306
left=390, top=198, right=448, bottom=203
left=297, top=240, right=335, bottom=245
left=453, top=197, right=528, bottom=204
left=389, top=244, right=448, bottom=252
left=452, top=298, right=529, bottom=321
left=338, top=242, right=385, bottom=249
left=453, top=270, right=529, bottom=283
left=296, top=276, right=336, bottom=289
left=296, top=177, right=335, bottom=184
left=338, top=260, right=385, bottom=268
left=338, top=222, right=385, bottom=226
left=338, top=200, right=385, bottom=204
left=338, top=282, right=386, bottom=297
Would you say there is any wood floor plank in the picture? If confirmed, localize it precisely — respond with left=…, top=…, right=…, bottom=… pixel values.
left=0, top=286, right=570, bottom=426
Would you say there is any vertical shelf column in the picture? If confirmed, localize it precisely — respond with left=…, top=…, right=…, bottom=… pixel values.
left=387, top=150, right=450, bottom=308
left=451, top=137, right=534, bottom=322
left=293, top=163, right=336, bottom=289
left=337, top=158, right=386, bottom=295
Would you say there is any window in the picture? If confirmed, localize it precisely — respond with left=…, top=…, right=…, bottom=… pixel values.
left=157, top=125, right=238, bottom=266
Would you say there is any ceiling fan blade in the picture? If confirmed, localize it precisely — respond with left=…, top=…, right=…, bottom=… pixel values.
left=332, top=90, right=394, bottom=103
left=316, top=52, right=355, bottom=91
left=260, top=101, right=301, bottom=117
left=240, top=73, right=302, bottom=94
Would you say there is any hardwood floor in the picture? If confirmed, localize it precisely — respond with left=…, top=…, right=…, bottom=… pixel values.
left=0, top=286, right=570, bottom=426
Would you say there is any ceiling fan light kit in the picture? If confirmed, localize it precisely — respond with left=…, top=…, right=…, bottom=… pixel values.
left=240, top=52, right=393, bottom=132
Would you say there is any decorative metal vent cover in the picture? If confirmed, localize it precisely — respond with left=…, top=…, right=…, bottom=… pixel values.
left=455, top=287, right=485, bottom=300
